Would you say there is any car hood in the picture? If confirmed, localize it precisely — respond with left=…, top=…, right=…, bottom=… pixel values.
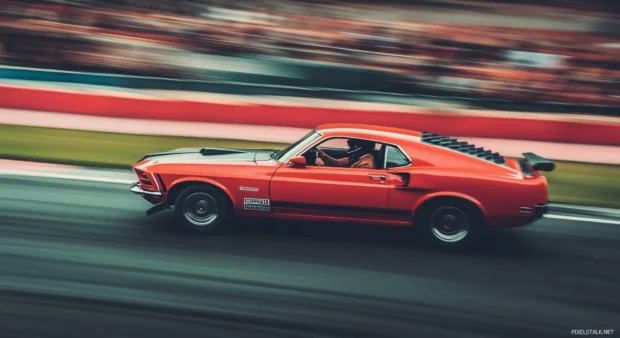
left=137, top=147, right=278, bottom=165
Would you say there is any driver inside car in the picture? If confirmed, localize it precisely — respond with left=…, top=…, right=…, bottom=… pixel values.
left=314, top=139, right=376, bottom=169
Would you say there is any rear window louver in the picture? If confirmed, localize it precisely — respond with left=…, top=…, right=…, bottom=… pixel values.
left=421, top=132, right=506, bottom=166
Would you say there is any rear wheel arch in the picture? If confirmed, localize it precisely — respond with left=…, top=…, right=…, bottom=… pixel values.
left=413, top=194, right=485, bottom=226
left=412, top=194, right=486, bottom=249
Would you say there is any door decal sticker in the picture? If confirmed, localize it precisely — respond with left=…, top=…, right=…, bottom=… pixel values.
left=244, top=198, right=270, bottom=211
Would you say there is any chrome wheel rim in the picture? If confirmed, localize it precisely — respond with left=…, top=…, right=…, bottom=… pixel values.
left=430, top=206, right=470, bottom=243
left=183, top=192, right=219, bottom=227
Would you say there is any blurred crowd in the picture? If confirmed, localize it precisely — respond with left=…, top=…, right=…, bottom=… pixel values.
left=0, top=0, right=618, bottom=106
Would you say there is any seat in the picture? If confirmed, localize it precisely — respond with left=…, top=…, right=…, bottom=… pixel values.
left=375, top=144, right=387, bottom=169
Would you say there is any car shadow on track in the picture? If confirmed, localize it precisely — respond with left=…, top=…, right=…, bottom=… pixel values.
left=128, top=210, right=545, bottom=261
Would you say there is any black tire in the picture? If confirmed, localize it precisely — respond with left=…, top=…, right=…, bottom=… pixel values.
left=174, top=185, right=232, bottom=234
left=416, top=200, right=482, bottom=250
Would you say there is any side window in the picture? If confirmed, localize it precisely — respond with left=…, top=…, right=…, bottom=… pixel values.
left=314, top=138, right=382, bottom=151
left=306, top=138, right=382, bottom=169
left=316, top=138, right=349, bottom=151
left=385, top=145, right=411, bottom=169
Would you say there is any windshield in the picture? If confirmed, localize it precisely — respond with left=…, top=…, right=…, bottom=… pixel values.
left=276, top=130, right=322, bottom=163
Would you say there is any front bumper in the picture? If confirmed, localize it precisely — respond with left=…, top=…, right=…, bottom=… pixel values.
left=129, top=182, right=169, bottom=215
left=534, top=203, right=548, bottom=217
left=130, top=182, right=163, bottom=205
left=519, top=203, right=548, bottom=218
left=129, top=182, right=162, bottom=196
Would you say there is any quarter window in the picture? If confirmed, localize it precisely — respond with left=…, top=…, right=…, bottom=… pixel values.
left=385, top=145, right=411, bottom=169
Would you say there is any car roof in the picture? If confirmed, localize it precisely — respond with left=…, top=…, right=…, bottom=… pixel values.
left=316, top=124, right=515, bottom=172
left=316, top=124, right=422, bottom=139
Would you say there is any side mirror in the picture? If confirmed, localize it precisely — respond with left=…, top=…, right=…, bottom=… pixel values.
left=287, top=156, right=306, bottom=168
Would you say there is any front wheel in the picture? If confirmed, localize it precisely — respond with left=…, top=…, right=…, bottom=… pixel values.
left=417, top=201, right=482, bottom=250
left=174, top=185, right=231, bottom=234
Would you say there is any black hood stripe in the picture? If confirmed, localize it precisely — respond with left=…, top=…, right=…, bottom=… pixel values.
left=139, top=148, right=278, bottom=164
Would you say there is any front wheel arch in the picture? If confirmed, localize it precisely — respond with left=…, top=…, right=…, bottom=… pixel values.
left=167, top=180, right=235, bottom=216
left=167, top=178, right=235, bottom=209
left=173, top=184, right=234, bottom=234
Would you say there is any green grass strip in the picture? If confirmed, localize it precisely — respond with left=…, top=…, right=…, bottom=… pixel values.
left=0, top=125, right=287, bottom=169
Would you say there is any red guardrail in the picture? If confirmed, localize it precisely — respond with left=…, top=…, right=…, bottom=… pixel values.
left=1, top=85, right=618, bottom=146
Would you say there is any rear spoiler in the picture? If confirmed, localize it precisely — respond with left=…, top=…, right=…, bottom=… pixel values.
left=520, top=152, right=555, bottom=173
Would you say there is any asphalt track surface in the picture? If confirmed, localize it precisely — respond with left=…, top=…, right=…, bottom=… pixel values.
left=0, top=175, right=619, bottom=338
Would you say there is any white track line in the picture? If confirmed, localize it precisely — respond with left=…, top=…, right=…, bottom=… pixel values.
left=543, top=214, right=620, bottom=225
left=0, top=170, right=135, bottom=185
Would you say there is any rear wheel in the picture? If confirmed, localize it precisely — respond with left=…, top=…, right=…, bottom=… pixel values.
left=417, top=200, right=482, bottom=250
left=174, top=185, right=231, bottom=234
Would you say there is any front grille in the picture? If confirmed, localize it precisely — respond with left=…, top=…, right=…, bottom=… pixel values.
left=138, top=172, right=152, bottom=186
left=134, top=169, right=157, bottom=191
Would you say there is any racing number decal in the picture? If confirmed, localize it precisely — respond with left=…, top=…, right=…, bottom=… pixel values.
left=244, top=198, right=270, bottom=211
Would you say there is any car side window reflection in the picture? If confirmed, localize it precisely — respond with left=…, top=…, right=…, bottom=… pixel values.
left=315, top=138, right=350, bottom=151
left=306, top=137, right=383, bottom=169
left=385, top=145, right=411, bottom=169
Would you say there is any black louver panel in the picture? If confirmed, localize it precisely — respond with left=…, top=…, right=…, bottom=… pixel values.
left=199, top=148, right=246, bottom=156
left=421, top=132, right=506, bottom=165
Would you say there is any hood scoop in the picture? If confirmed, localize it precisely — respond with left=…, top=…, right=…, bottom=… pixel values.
left=199, top=148, right=247, bottom=156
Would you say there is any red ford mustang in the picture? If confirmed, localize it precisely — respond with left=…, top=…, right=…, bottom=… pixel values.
left=130, top=123, right=554, bottom=248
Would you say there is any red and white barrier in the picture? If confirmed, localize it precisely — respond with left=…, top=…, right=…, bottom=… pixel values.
left=1, top=84, right=619, bottom=146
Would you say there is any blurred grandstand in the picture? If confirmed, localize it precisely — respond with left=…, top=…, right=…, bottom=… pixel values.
left=0, top=0, right=618, bottom=108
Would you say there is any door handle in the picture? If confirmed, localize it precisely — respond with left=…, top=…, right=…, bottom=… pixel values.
left=368, top=174, right=386, bottom=183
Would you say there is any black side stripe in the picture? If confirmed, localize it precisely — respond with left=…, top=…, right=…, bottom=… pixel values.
left=272, top=201, right=411, bottom=217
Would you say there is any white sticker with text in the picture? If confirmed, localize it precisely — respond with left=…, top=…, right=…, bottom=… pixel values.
left=244, top=198, right=270, bottom=211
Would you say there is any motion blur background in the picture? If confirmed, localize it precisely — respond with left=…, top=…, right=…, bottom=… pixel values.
left=1, top=0, right=619, bottom=106
left=0, top=0, right=619, bottom=206
left=0, top=1, right=619, bottom=337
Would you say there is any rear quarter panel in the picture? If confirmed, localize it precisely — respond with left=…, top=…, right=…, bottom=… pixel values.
left=400, top=142, right=549, bottom=227
left=406, top=167, right=547, bottom=225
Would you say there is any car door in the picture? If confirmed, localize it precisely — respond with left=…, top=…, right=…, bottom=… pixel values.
left=383, top=144, right=425, bottom=214
left=269, top=138, right=389, bottom=218
left=270, top=165, right=390, bottom=218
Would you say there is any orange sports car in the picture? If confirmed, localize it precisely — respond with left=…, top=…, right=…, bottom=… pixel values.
left=129, top=124, right=554, bottom=248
